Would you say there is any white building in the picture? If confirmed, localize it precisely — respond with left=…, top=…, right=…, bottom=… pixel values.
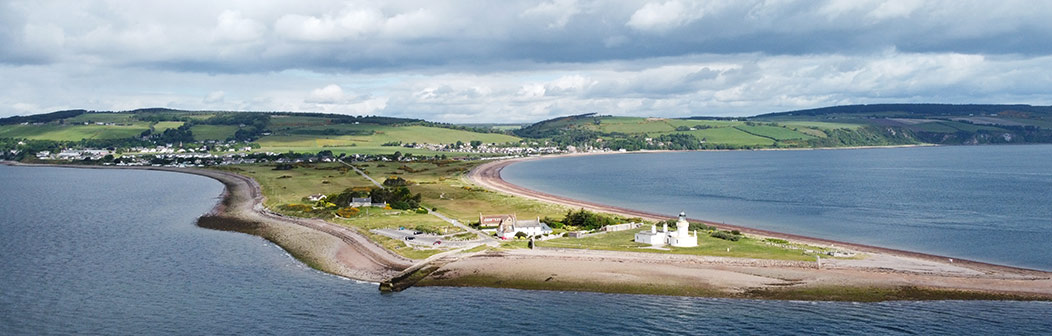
left=498, top=218, right=553, bottom=239
left=634, top=224, right=666, bottom=246
left=634, top=212, right=698, bottom=247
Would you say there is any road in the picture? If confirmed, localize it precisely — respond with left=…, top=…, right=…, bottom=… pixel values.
left=338, top=159, right=384, bottom=188
left=429, top=210, right=500, bottom=245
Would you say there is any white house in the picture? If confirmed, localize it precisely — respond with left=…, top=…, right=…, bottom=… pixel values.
left=634, top=212, right=698, bottom=247
left=350, top=197, right=387, bottom=208
left=498, top=218, right=553, bottom=239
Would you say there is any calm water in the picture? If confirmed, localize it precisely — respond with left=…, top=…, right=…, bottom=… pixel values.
left=1, top=165, right=1050, bottom=335
left=503, top=145, right=1052, bottom=271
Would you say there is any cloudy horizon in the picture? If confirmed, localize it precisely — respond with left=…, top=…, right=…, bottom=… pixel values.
left=3, top=0, right=1052, bottom=123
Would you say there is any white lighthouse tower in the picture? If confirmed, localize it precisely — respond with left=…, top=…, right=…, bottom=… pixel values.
left=667, top=211, right=698, bottom=247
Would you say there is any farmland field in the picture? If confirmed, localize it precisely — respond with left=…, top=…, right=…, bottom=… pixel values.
left=734, top=125, right=815, bottom=140
left=190, top=125, right=239, bottom=141
left=0, top=124, right=150, bottom=140
left=683, top=127, right=775, bottom=146
left=257, top=125, right=521, bottom=156
left=64, top=113, right=138, bottom=124
left=154, top=121, right=185, bottom=130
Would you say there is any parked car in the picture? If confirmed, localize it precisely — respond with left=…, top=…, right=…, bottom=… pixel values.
left=404, top=236, right=415, bottom=241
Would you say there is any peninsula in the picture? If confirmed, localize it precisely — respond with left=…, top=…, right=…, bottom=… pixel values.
left=4, top=105, right=1052, bottom=301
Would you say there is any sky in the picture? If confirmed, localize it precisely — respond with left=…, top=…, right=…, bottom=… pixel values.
left=2, top=0, right=1052, bottom=123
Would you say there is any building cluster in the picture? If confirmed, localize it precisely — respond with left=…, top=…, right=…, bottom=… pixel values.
left=35, top=149, right=111, bottom=161
left=479, top=213, right=554, bottom=239
left=634, top=212, right=698, bottom=248
left=407, top=143, right=563, bottom=155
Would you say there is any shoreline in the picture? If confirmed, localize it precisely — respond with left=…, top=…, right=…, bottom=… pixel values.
left=1, top=160, right=412, bottom=282
left=443, top=153, right=1052, bottom=300
left=467, top=152, right=1048, bottom=275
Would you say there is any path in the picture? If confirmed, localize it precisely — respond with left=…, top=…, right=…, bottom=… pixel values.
left=340, top=158, right=499, bottom=245
left=338, top=159, right=384, bottom=188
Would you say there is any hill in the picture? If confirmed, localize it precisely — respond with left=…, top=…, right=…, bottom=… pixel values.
left=511, top=104, right=1052, bottom=150
left=4, top=104, right=1052, bottom=160
left=0, top=109, right=522, bottom=158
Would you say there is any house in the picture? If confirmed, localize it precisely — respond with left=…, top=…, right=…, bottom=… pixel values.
left=634, top=212, right=698, bottom=247
left=307, top=194, right=327, bottom=202
left=479, top=214, right=516, bottom=228
left=497, top=217, right=553, bottom=239
left=350, top=197, right=387, bottom=208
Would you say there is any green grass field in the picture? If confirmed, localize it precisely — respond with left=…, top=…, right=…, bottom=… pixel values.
left=909, top=121, right=962, bottom=133
left=594, top=117, right=680, bottom=133
left=0, top=124, right=150, bottom=140
left=190, top=125, right=239, bottom=141
left=538, top=228, right=828, bottom=261
left=257, top=125, right=521, bottom=156
left=683, top=127, right=776, bottom=146
left=64, top=113, right=139, bottom=124
left=735, top=125, right=815, bottom=140
left=228, top=164, right=375, bottom=208
left=154, top=121, right=185, bottom=130
left=229, top=162, right=473, bottom=259
left=777, top=121, right=863, bottom=130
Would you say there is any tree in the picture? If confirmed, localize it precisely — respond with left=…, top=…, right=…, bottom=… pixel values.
left=470, top=140, right=482, bottom=147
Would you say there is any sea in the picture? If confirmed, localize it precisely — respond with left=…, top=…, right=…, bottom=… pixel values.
left=1, top=150, right=1051, bottom=334
left=503, top=144, right=1052, bottom=272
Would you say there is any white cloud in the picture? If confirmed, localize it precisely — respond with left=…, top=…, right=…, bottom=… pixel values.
left=307, top=84, right=346, bottom=104
left=274, top=8, right=384, bottom=42
left=213, top=10, right=265, bottom=42
left=522, top=0, right=581, bottom=29
left=627, top=1, right=698, bottom=32
left=204, top=90, right=226, bottom=103
left=2, top=1, right=1052, bottom=123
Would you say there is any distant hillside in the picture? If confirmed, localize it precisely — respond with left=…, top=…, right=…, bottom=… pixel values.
left=510, top=104, right=1052, bottom=150
left=513, top=113, right=599, bottom=138
left=753, top=104, right=1052, bottom=119
left=0, top=109, right=522, bottom=157
left=0, top=109, right=88, bottom=125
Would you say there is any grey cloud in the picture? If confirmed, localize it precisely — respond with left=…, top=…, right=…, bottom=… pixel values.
left=4, top=1, right=1051, bottom=73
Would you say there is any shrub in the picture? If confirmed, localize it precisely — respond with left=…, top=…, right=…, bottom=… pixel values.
left=515, top=231, right=528, bottom=239
left=710, top=230, right=741, bottom=241
left=383, top=177, right=408, bottom=187
left=336, top=207, right=360, bottom=218
left=415, top=208, right=429, bottom=214
left=764, top=238, right=789, bottom=244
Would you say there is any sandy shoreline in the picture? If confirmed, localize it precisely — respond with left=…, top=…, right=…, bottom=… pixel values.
left=445, top=154, right=1052, bottom=300
left=467, top=154, right=1048, bottom=275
